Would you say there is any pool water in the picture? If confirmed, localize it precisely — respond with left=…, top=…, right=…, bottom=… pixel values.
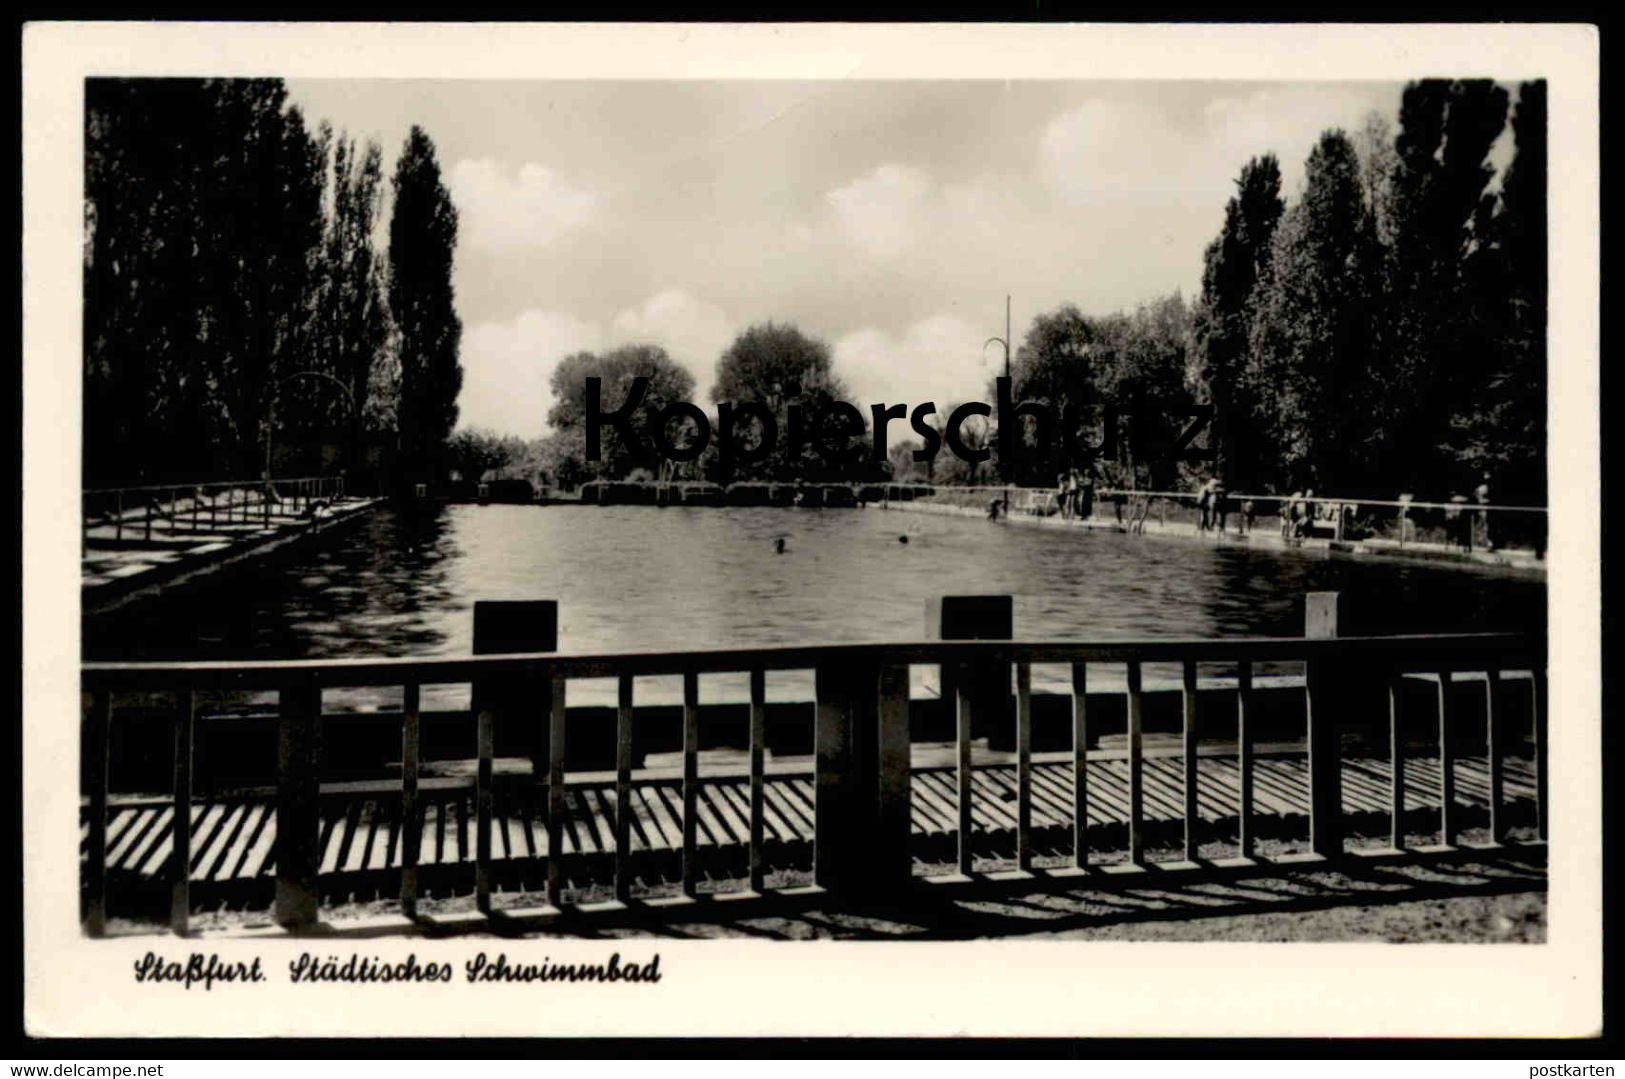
left=84, top=503, right=1544, bottom=708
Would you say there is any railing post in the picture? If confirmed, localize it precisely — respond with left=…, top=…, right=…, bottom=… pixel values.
left=400, top=682, right=421, bottom=918
left=680, top=671, right=700, bottom=899
left=748, top=669, right=767, bottom=894
left=83, top=690, right=111, bottom=936
left=170, top=689, right=195, bottom=935
left=1534, top=664, right=1548, bottom=841
left=1237, top=661, right=1255, bottom=860
left=1388, top=674, right=1406, bottom=853
left=1015, top=661, right=1033, bottom=873
left=1304, top=591, right=1344, bottom=858
left=470, top=600, right=557, bottom=775
left=274, top=677, right=322, bottom=930
left=474, top=704, right=493, bottom=914
left=1486, top=667, right=1505, bottom=844
left=1126, top=659, right=1144, bottom=865
left=956, top=674, right=975, bottom=876
left=814, top=661, right=865, bottom=894
left=1437, top=670, right=1458, bottom=847
left=875, top=663, right=913, bottom=895
left=614, top=673, right=634, bottom=904
left=546, top=674, right=567, bottom=908
left=1181, top=659, right=1199, bottom=863
left=928, top=596, right=1012, bottom=747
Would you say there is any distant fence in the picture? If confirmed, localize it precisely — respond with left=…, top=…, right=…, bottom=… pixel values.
left=570, top=479, right=1547, bottom=555
left=908, top=484, right=1548, bottom=554
left=81, top=613, right=1544, bottom=936
left=82, top=476, right=347, bottom=546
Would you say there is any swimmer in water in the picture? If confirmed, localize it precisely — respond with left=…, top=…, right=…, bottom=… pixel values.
left=898, top=534, right=909, bottom=544
left=774, top=536, right=787, bottom=554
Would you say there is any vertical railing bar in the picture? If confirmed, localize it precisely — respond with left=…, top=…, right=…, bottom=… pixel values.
left=400, top=682, right=421, bottom=918
left=1070, top=662, right=1088, bottom=870
left=546, top=674, right=567, bottom=909
left=1486, top=667, right=1504, bottom=844
left=169, top=688, right=195, bottom=935
left=956, top=677, right=974, bottom=877
left=681, top=670, right=700, bottom=899
left=474, top=702, right=494, bottom=914
left=1015, top=661, right=1033, bottom=873
left=615, top=673, right=634, bottom=903
left=1438, top=669, right=1457, bottom=847
left=748, top=668, right=766, bottom=894
left=1237, top=661, right=1255, bottom=860
left=84, top=690, right=111, bottom=937
left=1182, top=659, right=1199, bottom=863
left=1127, top=659, right=1144, bottom=866
left=1388, top=673, right=1405, bottom=853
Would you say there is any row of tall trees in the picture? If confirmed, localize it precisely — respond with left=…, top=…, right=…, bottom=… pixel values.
left=1189, top=78, right=1546, bottom=503
left=84, top=78, right=463, bottom=490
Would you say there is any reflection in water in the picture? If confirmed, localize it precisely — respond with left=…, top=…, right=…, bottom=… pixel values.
left=85, top=504, right=1545, bottom=664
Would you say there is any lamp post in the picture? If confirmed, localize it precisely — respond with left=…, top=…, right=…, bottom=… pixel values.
left=983, top=294, right=1012, bottom=516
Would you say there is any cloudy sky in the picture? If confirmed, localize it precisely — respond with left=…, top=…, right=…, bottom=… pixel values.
left=286, top=79, right=1413, bottom=440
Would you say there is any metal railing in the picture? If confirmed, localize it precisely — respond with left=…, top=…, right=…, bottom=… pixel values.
left=80, top=619, right=1544, bottom=937
left=906, top=484, right=1548, bottom=554
left=82, top=476, right=347, bottom=546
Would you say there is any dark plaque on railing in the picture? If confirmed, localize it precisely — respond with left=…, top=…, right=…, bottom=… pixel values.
left=472, top=600, right=559, bottom=764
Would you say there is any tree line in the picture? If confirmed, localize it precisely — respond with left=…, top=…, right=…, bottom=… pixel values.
left=1190, top=79, right=1546, bottom=504
left=504, top=79, right=1543, bottom=506
left=83, top=78, right=463, bottom=491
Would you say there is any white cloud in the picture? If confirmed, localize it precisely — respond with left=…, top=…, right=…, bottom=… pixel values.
left=457, top=309, right=605, bottom=439
left=457, top=290, right=734, bottom=436
left=1038, top=87, right=1400, bottom=210
left=609, top=289, right=733, bottom=403
left=824, top=163, right=934, bottom=259
left=448, top=159, right=597, bottom=252
left=832, top=314, right=992, bottom=439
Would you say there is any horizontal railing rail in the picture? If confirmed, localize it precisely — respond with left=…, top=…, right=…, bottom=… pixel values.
left=80, top=623, right=1545, bottom=938
left=82, top=476, right=349, bottom=547
left=80, top=633, right=1531, bottom=689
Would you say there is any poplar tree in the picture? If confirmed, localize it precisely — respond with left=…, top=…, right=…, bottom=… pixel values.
left=1245, top=130, right=1379, bottom=491
left=1190, top=154, right=1284, bottom=489
left=389, top=125, right=464, bottom=479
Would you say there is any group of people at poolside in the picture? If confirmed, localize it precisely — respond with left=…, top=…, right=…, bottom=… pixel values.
left=1023, top=469, right=1500, bottom=552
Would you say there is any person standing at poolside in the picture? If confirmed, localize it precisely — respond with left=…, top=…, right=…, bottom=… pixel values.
left=1076, top=468, right=1094, bottom=523
left=1447, top=491, right=1471, bottom=551
left=1195, top=477, right=1214, bottom=533
left=1213, top=478, right=1230, bottom=534
left=1474, top=473, right=1493, bottom=551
